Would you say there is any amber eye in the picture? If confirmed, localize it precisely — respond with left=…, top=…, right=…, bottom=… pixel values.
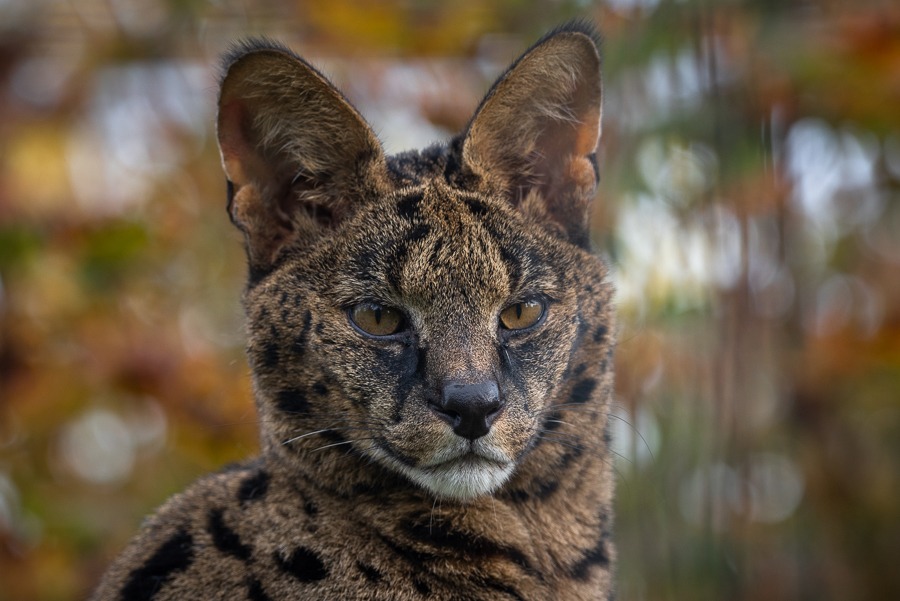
left=499, top=298, right=545, bottom=331
left=349, top=303, right=406, bottom=337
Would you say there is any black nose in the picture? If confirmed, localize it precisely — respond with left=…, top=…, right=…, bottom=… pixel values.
left=431, top=380, right=503, bottom=440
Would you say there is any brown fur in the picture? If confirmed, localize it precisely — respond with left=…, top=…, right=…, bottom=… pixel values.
left=92, top=22, right=616, bottom=601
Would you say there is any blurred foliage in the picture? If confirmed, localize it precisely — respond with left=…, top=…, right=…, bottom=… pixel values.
left=0, top=0, right=898, bottom=600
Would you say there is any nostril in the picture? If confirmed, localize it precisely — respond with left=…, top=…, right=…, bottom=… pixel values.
left=428, top=403, right=461, bottom=428
left=436, top=380, right=503, bottom=440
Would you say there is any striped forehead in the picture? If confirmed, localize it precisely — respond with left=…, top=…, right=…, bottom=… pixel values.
left=390, top=185, right=513, bottom=309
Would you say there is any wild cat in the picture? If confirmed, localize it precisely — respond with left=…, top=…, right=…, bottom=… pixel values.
left=92, top=22, right=615, bottom=601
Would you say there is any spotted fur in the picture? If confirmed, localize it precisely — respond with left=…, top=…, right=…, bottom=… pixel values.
left=93, top=21, right=616, bottom=600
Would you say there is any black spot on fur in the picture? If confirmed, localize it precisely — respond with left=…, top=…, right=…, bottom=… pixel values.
left=356, top=560, right=383, bottom=583
left=570, top=378, right=597, bottom=404
left=594, top=323, right=608, bottom=343
left=276, top=388, right=309, bottom=414
left=559, top=445, right=584, bottom=470
left=413, top=578, right=431, bottom=596
left=276, top=546, right=329, bottom=582
left=237, top=470, right=270, bottom=505
left=573, top=363, right=588, bottom=376
left=312, top=382, right=328, bottom=396
left=542, top=409, right=562, bottom=432
left=304, top=500, right=318, bottom=516
left=396, top=191, right=423, bottom=219
left=569, top=523, right=611, bottom=580
left=208, top=508, right=251, bottom=561
left=428, top=236, right=445, bottom=265
left=260, top=341, right=279, bottom=370
left=120, top=529, right=194, bottom=601
left=246, top=578, right=272, bottom=601
left=464, top=197, right=489, bottom=217
left=407, top=223, right=430, bottom=244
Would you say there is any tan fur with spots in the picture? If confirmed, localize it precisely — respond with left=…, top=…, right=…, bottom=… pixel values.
left=92, top=21, right=616, bottom=601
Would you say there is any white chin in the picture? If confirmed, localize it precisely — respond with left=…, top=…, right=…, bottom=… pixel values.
left=401, top=458, right=515, bottom=502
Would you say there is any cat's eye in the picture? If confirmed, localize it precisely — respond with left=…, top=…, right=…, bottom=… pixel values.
left=499, top=298, right=546, bottom=331
left=349, top=303, right=406, bottom=337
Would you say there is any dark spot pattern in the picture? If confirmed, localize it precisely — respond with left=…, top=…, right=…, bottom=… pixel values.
left=569, top=511, right=612, bottom=580
left=413, top=578, right=431, bottom=596
left=291, top=311, right=312, bottom=356
left=594, top=323, right=608, bottom=343
left=396, top=192, right=423, bottom=219
left=276, top=388, right=309, bottom=415
left=260, top=341, right=279, bottom=370
left=312, top=382, right=328, bottom=396
left=208, top=508, right=251, bottom=561
left=276, top=546, right=329, bottom=582
left=356, top=560, right=384, bottom=583
left=404, top=520, right=535, bottom=576
left=569, top=378, right=597, bottom=404
left=464, top=197, right=489, bottom=217
left=120, top=530, right=194, bottom=601
left=246, top=578, right=273, bottom=601
left=237, top=470, right=270, bottom=505
left=570, top=535, right=610, bottom=580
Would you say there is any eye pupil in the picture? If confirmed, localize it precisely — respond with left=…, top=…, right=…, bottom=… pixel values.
left=499, top=298, right=545, bottom=331
left=350, top=303, right=405, bottom=337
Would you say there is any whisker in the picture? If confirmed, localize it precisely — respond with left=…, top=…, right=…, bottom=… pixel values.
left=282, top=428, right=339, bottom=446
left=309, top=438, right=380, bottom=453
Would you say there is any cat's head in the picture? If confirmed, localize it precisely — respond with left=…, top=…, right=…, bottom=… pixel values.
left=216, top=23, right=612, bottom=502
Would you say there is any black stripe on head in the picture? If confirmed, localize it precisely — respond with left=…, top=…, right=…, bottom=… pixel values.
left=120, top=529, right=194, bottom=601
left=390, top=343, right=424, bottom=423
left=291, top=310, right=313, bottom=356
left=480, top=218, right=522, bottom=289
left=396, top=191, right=423, bottom=220
left=275, top=546, right=329, bottom=582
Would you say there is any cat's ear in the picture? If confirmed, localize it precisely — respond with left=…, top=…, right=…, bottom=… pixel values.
left=461, top=26, right=602, bottom=248
left=217, top=41, right=388, bottom=280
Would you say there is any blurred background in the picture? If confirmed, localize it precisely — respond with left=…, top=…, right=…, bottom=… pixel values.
left=0, top=0, right=898, bottom=599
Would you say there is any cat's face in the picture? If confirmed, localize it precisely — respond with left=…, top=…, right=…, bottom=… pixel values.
left=245, top=180, right=591, bottom=500
left=218, top=28, right=604, bottom=501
